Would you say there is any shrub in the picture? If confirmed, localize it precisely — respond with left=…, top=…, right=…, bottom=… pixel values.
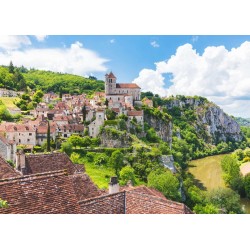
left=119, top=166, right=136, bottom=186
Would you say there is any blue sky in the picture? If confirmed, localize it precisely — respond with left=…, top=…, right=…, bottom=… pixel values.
left=1, top=35, right=250, bottom=117
left=16, top=35, right=250, bottom=82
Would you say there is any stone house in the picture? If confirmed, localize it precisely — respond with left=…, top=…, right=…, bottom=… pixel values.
left=0, top=134, right=16, bottom=163
left=57, top=124, right=84, bottom=138
left=36, top=121, right=57, bottom=145
left=0, top=123, right=36, bottom=147
left=88, top=109, right=105, bottom=138
left=127, top=110, right=144, bottom=125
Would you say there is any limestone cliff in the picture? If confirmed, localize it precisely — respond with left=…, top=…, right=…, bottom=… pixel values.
left=143, top=108, right=173, bottom=145
left=100, top=127, right=132, bottom=148
left=165, top=96, right=243, bottom=144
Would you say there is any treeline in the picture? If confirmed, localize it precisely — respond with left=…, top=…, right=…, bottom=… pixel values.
left=0, top=62, right=104, bottom=95
left=0, top=62, right=27, bottom=91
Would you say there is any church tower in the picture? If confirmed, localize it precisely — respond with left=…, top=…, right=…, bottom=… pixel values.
left=105, top=72, right=117, bottom=94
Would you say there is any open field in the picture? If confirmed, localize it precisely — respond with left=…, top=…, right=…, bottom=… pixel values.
left=188, top=154, right=228, bottom=191
left=0, top=97, right=20, bottom=108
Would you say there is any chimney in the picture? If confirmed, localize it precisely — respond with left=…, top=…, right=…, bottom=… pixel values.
left=109, top=176, right=119, bottom=194
left=16, top=149, right=26, bottom=175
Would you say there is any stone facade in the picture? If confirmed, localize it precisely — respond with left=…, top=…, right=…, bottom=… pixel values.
left=105, top=72, right=141, bottom=102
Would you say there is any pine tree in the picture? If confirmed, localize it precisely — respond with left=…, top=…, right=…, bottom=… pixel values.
left=9, top=61, right=14, bottom=74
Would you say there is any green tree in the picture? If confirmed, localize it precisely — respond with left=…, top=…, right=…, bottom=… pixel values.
left=33, top=90, right=44, bottom=103
left=106, top=109, right=116, bottom=120
left=221, top=155, right=243, bottom=192
left=81, top=136, right=91, bottom=148
left=119, top=166, right=136, bottom=185
left=61, top=141, right=73, bottom=156
left=109, top=150, right=124, bottom=176
left=193, top=203, right=219, bottom=214
left=68, top=135, right=82, bottom=149
left=207, top=188, right=243, bottom=214
left=82, top=104, right=87, bottom=122
left=70, top=152, right=80, bottom=164
left=47, top=121, right=51, bottom=151
left=147, top=169, right=181, bottom=201
left=244, top=174, right=250, bottom=199
left=8, top=61, right=14, bottom=74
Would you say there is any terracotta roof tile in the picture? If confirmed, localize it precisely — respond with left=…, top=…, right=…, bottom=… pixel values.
left=23, top=153, right=84, bottom=175
left=116, top=83, right=140, bottom=89
left=127, top=110, right=143, bottom=116
left=69, top=173, right=105, bottom=201
left=0, top=170, right=81, bottom=214
left=0, top=156, right=21, bottom=180
left=107, top=72, right=116, bottom=78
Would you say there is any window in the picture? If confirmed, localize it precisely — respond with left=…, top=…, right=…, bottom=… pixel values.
left=19, top=139, right=21, bottom=143
left=29, top=133, right=32, bottom=136
left=27, top=139, right=30, bottom=142
left=64, top=134, right=67, bottom=137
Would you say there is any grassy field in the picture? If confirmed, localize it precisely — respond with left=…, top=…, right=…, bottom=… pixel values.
left=81, top=159, right=116, bottom=189
left=0, top=97, right=20, bottom=108
left=188, top=154, right=228, bottom=191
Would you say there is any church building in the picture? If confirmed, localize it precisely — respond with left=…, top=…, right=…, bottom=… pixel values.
left=105, top=72, right=141, bottom=103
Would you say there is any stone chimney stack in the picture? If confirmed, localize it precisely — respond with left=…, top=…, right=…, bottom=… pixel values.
left=16, top=150, right=26, bottom=175
left=109, top=176, right=119, bottom=194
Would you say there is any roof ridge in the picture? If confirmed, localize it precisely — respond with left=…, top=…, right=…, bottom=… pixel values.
left=78, top=191, right=126, bottom=205
left=0, top=169, right=67, bottom=184
left=126, top=190, right=183, bottom=207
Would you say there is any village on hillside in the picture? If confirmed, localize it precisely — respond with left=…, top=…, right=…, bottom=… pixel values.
left=0, top=72, right=150, bottom=163
left=0, top=72, right=192, bottom=214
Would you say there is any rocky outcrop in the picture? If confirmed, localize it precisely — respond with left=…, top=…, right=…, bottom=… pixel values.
left=160, top=155, right=177, bottom=173
left=100, top=127, right=132, bottom=148
left=144, top=112, right=172, bottom=145
left=166, top=96, right=243, bottom=143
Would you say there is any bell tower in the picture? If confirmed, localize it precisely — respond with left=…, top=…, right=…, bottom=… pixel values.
left=105, top=72, right=117, bottom=94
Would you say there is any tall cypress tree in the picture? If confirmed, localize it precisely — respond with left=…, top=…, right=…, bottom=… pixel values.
left=47, top=120, right=51, bottom=152
left=8, top=61, right=14, bottom=74
left=82, top=104, right=87, bottom=123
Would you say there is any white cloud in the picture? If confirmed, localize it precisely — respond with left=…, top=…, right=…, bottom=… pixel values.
left=0, top=35, right=31, bottom=50
left=110, top=39, right=115, bottom=43
left=134, top=41, right=250, bottom=117
left=150, top=41, right=159, bottom=48
left=0, top=41, right=109, bottom=76
left=35, top=35, right=48, bottom=42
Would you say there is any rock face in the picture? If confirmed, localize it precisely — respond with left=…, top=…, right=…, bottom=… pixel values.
left=160, top=155, right=177, bottom=173
left=144, top=113, right=172, bottom=145
left=100, top=127, right=132, bottom=148
left=166, top=96, right=243, bottom=143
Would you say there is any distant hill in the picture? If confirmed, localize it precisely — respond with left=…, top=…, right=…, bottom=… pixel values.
left=234, top=117, right=250, bottom=127
left=0, top=65, right=104, bottom=95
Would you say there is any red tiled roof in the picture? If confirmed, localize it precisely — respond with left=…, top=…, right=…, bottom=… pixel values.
left=78, top=185, right=193, bottom=214
left=23, top=153, right=84, bottom=175
left=0, top=156, right=21, bottom=180
left=0, top=170, right=81, bottom=214
left=127, top=110, right=143, bottom=116
left=69, top=173, right=105, bottom=201
left=107, top=72, right=116, bottom=78
left=0, top=124, right=36, bottom=133
left=116, top=83, right=140, bottom=89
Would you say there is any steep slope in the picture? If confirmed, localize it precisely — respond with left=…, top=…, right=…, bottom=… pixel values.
left=165, top=96, right=243, bottom=144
